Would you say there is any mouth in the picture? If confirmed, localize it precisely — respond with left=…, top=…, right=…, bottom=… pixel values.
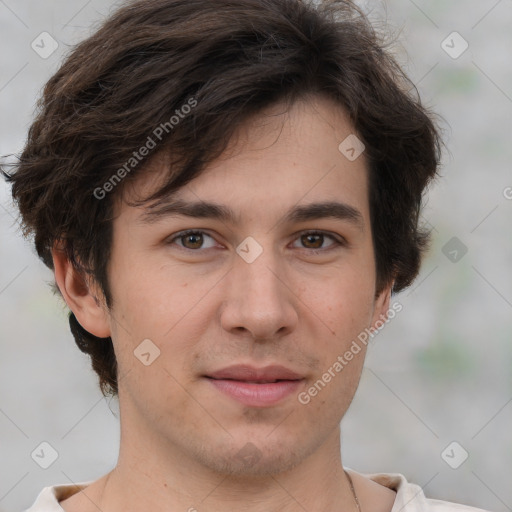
left=204, top=365, right=305, bottom=407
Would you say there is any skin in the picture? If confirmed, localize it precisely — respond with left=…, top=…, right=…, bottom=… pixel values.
left=54, top=94, right=396, bottom=512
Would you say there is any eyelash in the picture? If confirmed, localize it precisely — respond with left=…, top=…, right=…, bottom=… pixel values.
left=167, top=229, right=345, bottom=254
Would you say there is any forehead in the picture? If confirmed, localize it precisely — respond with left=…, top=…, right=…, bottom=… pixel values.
left=116, top=95, right=369, bottom=226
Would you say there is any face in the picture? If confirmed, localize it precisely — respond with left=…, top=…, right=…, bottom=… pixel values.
left=89, top=95, right=391, bottom=476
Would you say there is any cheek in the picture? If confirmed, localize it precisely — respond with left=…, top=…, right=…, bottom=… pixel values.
left=108, top=261, right=215, bottom=395
left=300, top=264, right=376, bottom=345
left=110, top=257, right=200, bottom=340
left=109, top=271, right=205, bottom=418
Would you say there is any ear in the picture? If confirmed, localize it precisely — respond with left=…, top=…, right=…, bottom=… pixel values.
left=370, top=281, right=393, bottom=329
left=52, top=244, right=111, bottom=338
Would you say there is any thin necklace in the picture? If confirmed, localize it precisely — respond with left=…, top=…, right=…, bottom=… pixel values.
left=344, top=470, right=361, bottom=512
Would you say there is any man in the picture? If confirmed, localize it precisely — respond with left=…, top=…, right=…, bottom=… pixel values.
left=2, top=0, right=491, bottom=510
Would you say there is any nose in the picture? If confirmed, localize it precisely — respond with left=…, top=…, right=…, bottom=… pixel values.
left=219, top=247, right=299, bottom=341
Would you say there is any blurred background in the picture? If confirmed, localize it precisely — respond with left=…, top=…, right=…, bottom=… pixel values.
left=0, top=0, right=511, bottom=511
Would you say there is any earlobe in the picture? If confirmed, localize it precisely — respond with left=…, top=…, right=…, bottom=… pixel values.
left=51, top=245, right=111, bottom=339
left=371, top=282, right=393, bottom=328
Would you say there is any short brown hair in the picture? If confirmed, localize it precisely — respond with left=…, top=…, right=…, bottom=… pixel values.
left=2, top=0, right=443, bottom=396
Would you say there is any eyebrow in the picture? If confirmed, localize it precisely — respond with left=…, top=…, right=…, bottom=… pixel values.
left=139, top=198, right=365, bottom=231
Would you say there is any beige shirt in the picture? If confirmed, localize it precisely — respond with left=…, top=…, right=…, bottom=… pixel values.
left=24, top=470, right=491, bottom=512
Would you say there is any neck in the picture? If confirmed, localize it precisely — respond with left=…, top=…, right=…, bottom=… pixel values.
left=99, top=424, right=357, bottom=512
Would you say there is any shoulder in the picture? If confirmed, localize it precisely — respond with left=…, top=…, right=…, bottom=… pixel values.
left=24, top=482, right=92, bottom=512
left=425, top=498, right=492, bottom=512
left=346, top=468, right=492, bottom=512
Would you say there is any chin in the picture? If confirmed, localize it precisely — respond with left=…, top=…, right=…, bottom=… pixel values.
left=192, top=432, right=316, bottom=477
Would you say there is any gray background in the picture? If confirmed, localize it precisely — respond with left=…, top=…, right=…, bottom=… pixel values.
left=0, top=1, right=511, bottom=511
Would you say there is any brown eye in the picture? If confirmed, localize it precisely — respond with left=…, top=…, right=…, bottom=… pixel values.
left=291, top=231, right=343, bottom=252
left=301, top=233, right=324, bottom=249
left=168, top=230, right=217, bottom=251
left=181, top=232, right=204, bottom=249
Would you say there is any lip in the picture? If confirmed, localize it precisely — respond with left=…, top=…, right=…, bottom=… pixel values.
left=207, top=364, right=303, bottom=381
left=205, top=365, right=304, bottom=407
